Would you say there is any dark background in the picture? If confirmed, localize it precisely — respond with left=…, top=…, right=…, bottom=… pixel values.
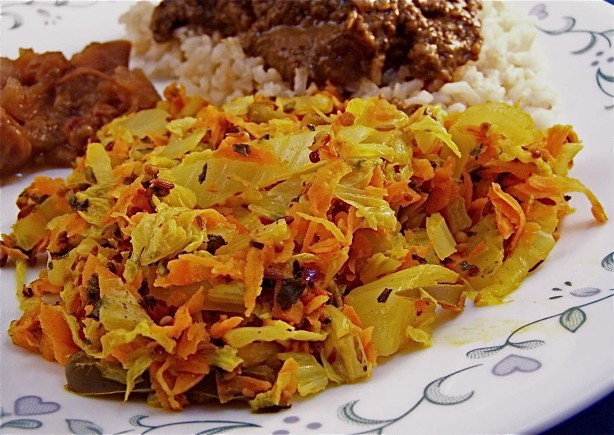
left=541, top=392, right=613, bottom=434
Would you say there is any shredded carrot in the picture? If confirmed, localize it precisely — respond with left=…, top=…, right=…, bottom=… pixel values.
left=272, top=299, right=304, bottom=325
left=468, top=197, right=490, bottom=224
left=301, top=219, right=319, bottom=253
left=210, top=316, right=243, bottom=339
left=544, top=124, right=576, bottom=158
left=156, top=254, right=243, bottom=287
left=3, top=92, right=605, bottom=413
left=176, top=323, right=209, bottom=358
left=488, top=182, right=527, bottom=250
left=304, top=295, right=330, bottom=315
left=307, top=159, right=350, bottom=217
left=151, top=359, right=184, bottom=410
left=385, top=180, right=421, bottom=207
left=8, top=305, right=42, bottom=354
left=39, top=304, right=79, bottom=366
left=30, top=276, right=62, bottom=296
left=369, top=165, right=385, bottom=188
left=213, top=137, right=281, bottom=165
left=467, top=240, right=489, bottom=260
left=425, top=157, right=458, bottom=213
left=342, top=304, right=365, bottom=329
left=109, top=338, right=151, bottom=365
left=412, top=158, right=435, bottom=180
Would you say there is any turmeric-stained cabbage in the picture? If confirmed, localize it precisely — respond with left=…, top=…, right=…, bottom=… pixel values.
left=4, top=86, right=605, bottom=412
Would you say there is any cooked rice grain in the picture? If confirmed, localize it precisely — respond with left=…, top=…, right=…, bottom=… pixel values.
left=121, top=1, right=558, bottom=127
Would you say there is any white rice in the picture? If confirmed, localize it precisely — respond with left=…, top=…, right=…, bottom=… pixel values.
left=120, top=1, right=558, bottom=127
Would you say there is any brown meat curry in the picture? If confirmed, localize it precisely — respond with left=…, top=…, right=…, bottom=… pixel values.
left=150, top=0, right=483, bottom=87
left=0, top=41, right=160, bottom=177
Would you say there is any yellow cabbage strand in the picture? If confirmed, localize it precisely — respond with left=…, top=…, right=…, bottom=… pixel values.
left=346, top=265, right=459, bottom=356
left=4, top=90, right=606, bottom=413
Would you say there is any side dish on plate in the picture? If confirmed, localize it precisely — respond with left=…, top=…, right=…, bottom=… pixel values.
left=148, top=0, right=482, bottom=87
left=0, top=0, right=607, bottom=415
left=0, top=41, right=159, bottom=176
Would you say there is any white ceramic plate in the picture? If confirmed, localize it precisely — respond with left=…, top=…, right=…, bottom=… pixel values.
left=1, top=1, right=612, bottom=434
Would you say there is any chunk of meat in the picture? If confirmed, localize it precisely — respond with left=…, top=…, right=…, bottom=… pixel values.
left=250, top=24, right=377, bottom=86
left=0, top=40, right=160, bottom=177
left=151, top=0, right=256, bottom=39
left=150, top=0, right=482, bottom=87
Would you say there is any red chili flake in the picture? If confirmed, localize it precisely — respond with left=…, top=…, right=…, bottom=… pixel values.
left=17, top=204, right=36, bottom=219
left=22, top=286, right=34, bottom=298
left=259, top=216, right=274, bottom=225
left=264, top=268, right=289, bottom=280
left=27, top=255, right=37, bottom=267
left=16, top=193, right=29, bottom=209
left=151, top=179, right=175, bottom=190
left=138, top=279, right=150, bottom=296
left=376, top=124, right=396, bottom=132
left=123, top=174, right=138, bottom=185
left=0, top=245, right=7, bottom=268
left=149, top=178, right=174, bottom=198
left=309, top=150, right=320, bottom=163
left=459, top=260, right=480, bottom=276
left=339, top=112, right=355, bottom=127
left=537, top=197, right=557, bottom=206
left=144, top=164, right=159, bottom=176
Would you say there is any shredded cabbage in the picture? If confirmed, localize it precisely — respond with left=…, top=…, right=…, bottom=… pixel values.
left=4, top=86, right=605, bottom=412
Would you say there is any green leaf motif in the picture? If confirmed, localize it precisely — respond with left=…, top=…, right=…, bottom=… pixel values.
left=338, top=400, right=392, bottom=426
left=424, top=375, right=474, bottom=405
left=601, top=251, right=614, bottom=272
left=66, top=419, right=103, bottom=435
left=0, top=419, right=42, bottom=430
left=572, top=32, right=597, bottom=55
left=510, top=339, right=546, bottom=350
left=466, top=345, right=504, bottom=359
left=129, top=415, right=148, bottom=427
left=122, top=415, right=261, bottom=434
left=537, top=16, right=576, bottom=35
left=560, top=307, right=587, bottom=333
left=199, top=424, right=262, bottom=435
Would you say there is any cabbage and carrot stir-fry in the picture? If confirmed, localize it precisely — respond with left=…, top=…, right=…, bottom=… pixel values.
left=3, top=86, right=605, bottom=411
